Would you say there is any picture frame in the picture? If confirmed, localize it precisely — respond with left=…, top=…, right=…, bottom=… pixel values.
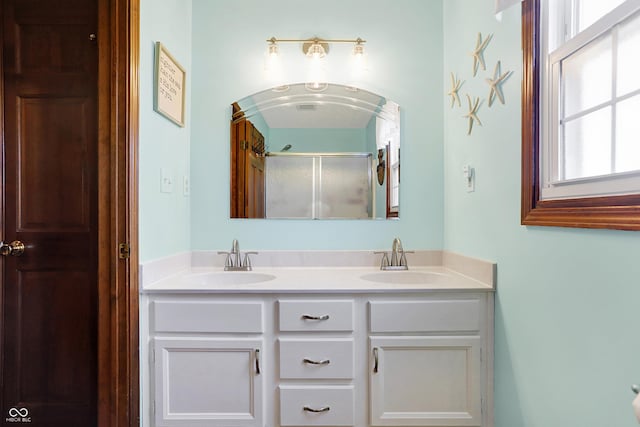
left=154, top=42, right=186, bottom=127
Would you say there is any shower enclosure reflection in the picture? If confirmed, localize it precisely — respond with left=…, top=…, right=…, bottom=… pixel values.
left=230, top=83, right=400, bottom=219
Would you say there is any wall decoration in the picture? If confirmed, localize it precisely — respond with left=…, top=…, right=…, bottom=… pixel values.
left=154, top=42, right=186, bottom=127
left=448, top=31, right=510, bottom=135
left=463, top=94, right=482, bottom=135
left=447, top=72, right=463, bottom=108
left=469, top=32, right=492, bottom=77
left=485, top=61, right=512, bottom=106
left=376, top=148, right=386, bottom=185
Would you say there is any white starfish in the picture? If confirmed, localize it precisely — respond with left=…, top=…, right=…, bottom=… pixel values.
left=447, top=72, right=463, bottom=108
left=485, top=61, right=512, bottom=106
left=463, top=94, right=482, bottom=135
left=469, top=32, right=492, bottom=77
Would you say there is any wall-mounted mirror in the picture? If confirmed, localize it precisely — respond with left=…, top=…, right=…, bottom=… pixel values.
left=230, top=83, right=400, bottom=219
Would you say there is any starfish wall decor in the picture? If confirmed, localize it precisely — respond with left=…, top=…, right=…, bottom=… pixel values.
left=469, top=32, right=492, bottom=77
left=447, top=72, right=463, bottom=108
left=463, top=94, right=482, bottom=135
left=485, top=61, right=512, bottom=106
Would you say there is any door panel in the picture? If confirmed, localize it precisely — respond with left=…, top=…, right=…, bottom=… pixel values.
left=154, top=338, right=264, bottom=427
left=19, top=97, right=91, bottom=230
left=370, top=336, right=482, bottom=426
left=2, top=0, right=99, bottom=425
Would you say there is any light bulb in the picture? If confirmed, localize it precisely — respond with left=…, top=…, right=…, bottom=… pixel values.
left=268, top=43, right=279, bottom=59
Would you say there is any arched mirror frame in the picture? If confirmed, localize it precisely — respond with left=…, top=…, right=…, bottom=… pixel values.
left=520, top=0, right=640, bottom=230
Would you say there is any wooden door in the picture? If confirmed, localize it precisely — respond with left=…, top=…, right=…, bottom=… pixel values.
left=230, top=115, right=265, bottom=218
left=246, top=125, right=265, bottom=218
left=1, top=0, right=99, bottom=425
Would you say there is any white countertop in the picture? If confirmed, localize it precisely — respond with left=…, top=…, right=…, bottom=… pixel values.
left=142, top=265, right=495, bottom=294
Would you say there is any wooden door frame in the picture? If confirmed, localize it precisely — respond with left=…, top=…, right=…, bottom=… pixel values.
left=97, top=0, right=139, bottom=425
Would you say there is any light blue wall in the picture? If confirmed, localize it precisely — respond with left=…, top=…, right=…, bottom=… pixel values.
left=190, top=0, right=444, bottom=251
left=139, top=0, right=192, bottom=261
left=443, top=2, right=640, bottom=426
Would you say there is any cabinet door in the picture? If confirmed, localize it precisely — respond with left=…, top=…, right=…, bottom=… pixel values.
left=370, top=336, right=482, bottom=426
left=153, top=337, right=263, bottom=427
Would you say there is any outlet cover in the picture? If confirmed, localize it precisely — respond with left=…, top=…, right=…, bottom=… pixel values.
left=160, top=168, right=173, bottom=193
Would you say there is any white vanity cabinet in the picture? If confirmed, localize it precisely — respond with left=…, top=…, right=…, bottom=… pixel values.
left=149, top=300, right=265, bottom=427
left=368, top=299, right=486, bottom=426
left=144, top=291, right=493, bottom=427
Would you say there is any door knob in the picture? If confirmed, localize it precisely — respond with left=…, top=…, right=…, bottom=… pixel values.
left=0, top=240, right=25, bottom=257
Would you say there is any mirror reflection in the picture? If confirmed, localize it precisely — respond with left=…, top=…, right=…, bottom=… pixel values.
left=230, top=83, right=400, bottom=219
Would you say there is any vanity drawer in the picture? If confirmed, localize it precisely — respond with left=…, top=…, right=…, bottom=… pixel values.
left=279, top=338, right=354, bottom=379
left=369, top=299, right=480, bottom=333
left=279, top=385, right=354, bottom=426
left=279, top=300, right=353, bottom=332
left=152, top=300, right=263, bottom=333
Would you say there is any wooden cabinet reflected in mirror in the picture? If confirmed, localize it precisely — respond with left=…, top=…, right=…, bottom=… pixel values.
left=230, top=83, right=401, bottom=220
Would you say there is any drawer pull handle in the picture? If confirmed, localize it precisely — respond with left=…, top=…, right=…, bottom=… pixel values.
left=301, top=314, right=330, bottom=321
left=255, top=349, right=261, bottom=375
left=303, top=406, right=330, bottom=413
left=303, top=358, right=330, bottom=365
left=373, top=347, right=379, bottom=373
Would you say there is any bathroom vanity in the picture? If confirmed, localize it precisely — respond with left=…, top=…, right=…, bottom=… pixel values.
left=140, top=252, right=495, bottom=427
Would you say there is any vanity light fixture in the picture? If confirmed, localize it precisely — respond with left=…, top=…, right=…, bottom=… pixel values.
left=266, top=36, right=366, bottom=59
left=267, top=38, right=279, bottom=58
left=352, top=38, right=365, bottom=57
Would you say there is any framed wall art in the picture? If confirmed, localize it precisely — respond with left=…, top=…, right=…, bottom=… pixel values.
left=154, top=42, right=186, bottom=127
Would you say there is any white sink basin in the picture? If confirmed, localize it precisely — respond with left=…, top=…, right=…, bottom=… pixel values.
left=360, top=271, right=446, bottom=285
left=186, top=271, right=276, bottom=286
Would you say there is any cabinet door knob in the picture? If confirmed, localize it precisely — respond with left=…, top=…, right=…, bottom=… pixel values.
left=301, top=314, right=330, bottom=321
left=303, top=406, right=330, bottom=413
left=633, top=384, right=639, bottom=395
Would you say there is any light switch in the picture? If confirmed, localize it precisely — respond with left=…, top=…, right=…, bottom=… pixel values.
left=160, top=168, right=173, bottom=193
left=463, top=165, right=475, bottom=192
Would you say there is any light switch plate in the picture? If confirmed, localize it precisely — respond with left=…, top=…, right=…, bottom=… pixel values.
left=463, top=165, right=475, bottom=192
left=183, top=175, right=190, bottom=196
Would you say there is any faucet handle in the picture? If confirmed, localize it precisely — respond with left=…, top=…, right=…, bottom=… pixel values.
left=217, top=251, right=233, bottom=268
left=243, top=252, right=258, bottom=270
left=374, top=251, right=390, bottom=269
left=399, top=251, right=412, bottom=267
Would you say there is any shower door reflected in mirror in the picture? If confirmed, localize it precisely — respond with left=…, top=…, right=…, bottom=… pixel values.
left=230, top=83, right=401, bottom=219
left=265, top=153, right=372, bottom=219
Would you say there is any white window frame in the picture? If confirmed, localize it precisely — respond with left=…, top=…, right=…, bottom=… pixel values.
left=540, top=0, right=640, bottom=201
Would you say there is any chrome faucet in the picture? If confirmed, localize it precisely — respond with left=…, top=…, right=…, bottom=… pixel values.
left=218, top=239, right=257, bottom=271
left=375, top=237, right=411, bottom=270
left=390, top=237, right=403, bottom=267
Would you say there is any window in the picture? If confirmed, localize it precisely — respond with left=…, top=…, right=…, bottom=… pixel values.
left=521, top=0, right=640, bottom=230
